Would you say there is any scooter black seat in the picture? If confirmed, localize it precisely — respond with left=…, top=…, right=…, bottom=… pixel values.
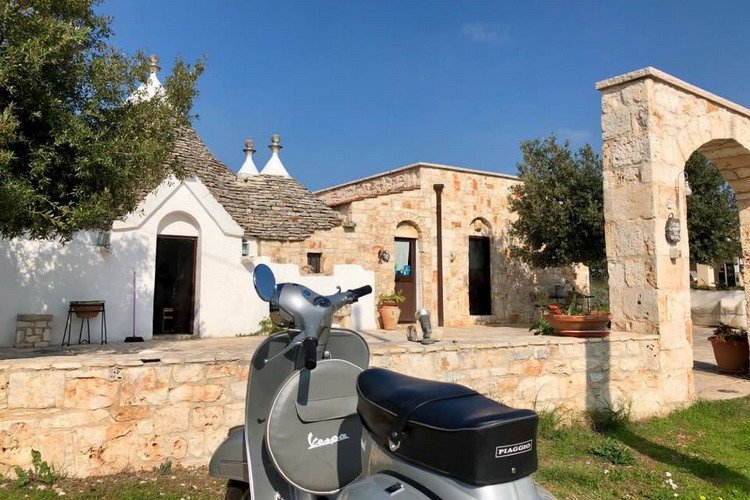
left=356, top=367, right=538, bottom=486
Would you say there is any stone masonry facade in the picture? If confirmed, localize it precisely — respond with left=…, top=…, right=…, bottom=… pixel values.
left=262, top=164, right=587, bottom=327
left=0, top=333, right=671, bottom=478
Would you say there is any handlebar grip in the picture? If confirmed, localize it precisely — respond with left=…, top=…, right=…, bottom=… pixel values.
left=303, top=336, right=318, bottom=370
left=351, top=285, right=373, bottom=299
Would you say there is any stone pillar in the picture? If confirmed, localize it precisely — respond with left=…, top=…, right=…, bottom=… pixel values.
left=737, top=201, right=750, bottom=322
left=599, top=76, right=693, bottom=404
left=695, top=264, right=715, bottom=287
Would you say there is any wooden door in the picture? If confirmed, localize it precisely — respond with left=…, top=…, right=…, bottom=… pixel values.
left=153, top=236, right=197, bottom=334
left=469, top=236, right=492, bottom=315
left=394, top=237, right=417, bottom=323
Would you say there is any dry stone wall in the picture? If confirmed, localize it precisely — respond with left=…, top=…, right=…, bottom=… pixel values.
left=0, top=333, right=675, bottom=478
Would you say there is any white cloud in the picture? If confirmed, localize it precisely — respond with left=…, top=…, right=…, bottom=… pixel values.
left=461, top=22, right=509, bottom=44
left=557, top=128, right=592, bottom=144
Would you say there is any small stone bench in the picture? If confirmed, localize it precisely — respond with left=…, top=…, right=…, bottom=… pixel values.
left=15, top=314, right=53, bottom=348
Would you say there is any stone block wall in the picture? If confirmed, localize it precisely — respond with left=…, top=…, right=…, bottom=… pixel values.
left=0, top=333, right=678, bottom=478
left=14, top=314, right=52, bottom=348
left=0, top=357, right=248, bottom=478
left=371, top=334, right=672, bottom=419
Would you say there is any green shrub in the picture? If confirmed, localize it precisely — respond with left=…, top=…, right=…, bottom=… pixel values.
left=587, top=403, right=630, bottom=433
left=712, top=323, right=748, bottom=342
left=13, top=449, right=60, bottom=487
left=237, top=316, right=282, bottom=337
left=537, top=408, right=564, bottom=439
left=378, top=290, right=406, bottom=304
left=530, top=318, right=555, bottom=336
left=589, top=437, right=635, bottom=465
left=157, top=458, right=172, bottom=476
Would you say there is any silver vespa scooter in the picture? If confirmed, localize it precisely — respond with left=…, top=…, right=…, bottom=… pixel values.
left=209, top=264, right=552, bottom=499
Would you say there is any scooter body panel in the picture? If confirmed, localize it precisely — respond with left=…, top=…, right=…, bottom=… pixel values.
left=224, top=328, right=369, bottom=499
left=208, top=425, right=248, bottom=482
left=337, top=473, right=433, bottom=500
left=343, top=431, right=550, bottom=500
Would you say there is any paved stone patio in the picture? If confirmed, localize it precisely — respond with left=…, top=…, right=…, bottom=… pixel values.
left=693, top=326, right=750, bottom=400
left=1, top=325, right=747, bottom=401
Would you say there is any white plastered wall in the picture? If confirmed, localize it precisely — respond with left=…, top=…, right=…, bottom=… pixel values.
left=0, top=176, right=376, bottom=346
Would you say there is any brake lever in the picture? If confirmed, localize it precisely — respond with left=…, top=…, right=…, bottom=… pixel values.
left=264, top=331, right=304, bottom=364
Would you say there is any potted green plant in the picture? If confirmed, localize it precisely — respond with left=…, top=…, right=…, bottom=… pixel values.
left=378, top=290, right=405, bottom=330
left=708, top=324, right=749, bottom=374
left=542, top=293, right=611, bottom=338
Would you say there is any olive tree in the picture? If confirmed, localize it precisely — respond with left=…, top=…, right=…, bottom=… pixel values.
left=0, top=0, right=203, bottom=240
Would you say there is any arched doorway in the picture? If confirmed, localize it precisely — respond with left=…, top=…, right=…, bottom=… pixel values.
left=154, top=212, right=200, bottom=334
left=468, top=217, right=493, bottom=316
left=394, top=221, right=421, bottom=323
left=598, top=67, right=750, bottom=405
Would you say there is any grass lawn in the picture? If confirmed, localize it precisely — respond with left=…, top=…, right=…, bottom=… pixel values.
left=537, top=396, right=750, bottom=499
left=1, top=397, right=748, bottom=499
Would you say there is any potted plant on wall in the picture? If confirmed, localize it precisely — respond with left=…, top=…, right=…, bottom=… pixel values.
left=708, top=324, right=749, bottom=374
left=539, top=292, right=611, bottom=338
left=378, top=290, right=405, bottom=330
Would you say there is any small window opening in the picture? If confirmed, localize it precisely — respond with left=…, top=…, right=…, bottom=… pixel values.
left=307, top=252, right=322, bottom=274
left=241, top=239, right=250, bottom=257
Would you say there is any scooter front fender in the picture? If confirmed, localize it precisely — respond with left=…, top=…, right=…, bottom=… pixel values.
left=208, top=425, right=249, bottom=483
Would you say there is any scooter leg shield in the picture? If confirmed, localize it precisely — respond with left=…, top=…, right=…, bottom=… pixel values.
left=209, top=425, right=249, bottom=483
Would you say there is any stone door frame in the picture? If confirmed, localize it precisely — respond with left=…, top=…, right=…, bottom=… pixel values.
left=597, top=67, right=750, bottom=405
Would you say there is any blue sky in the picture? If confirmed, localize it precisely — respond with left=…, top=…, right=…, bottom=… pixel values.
left=102, top=1, right=750, bottom=191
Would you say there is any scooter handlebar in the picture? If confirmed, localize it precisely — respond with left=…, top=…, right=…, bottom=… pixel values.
left=303, top=336, right=318, bottom=370
left=350, top=285, right=372, bottom=300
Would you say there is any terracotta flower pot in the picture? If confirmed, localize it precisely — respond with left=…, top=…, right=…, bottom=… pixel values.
left=544, top=312, right=611, bottom=338
left=379, top=304, right=401, bottom=330
left=708, top=335, right=750, bottom=374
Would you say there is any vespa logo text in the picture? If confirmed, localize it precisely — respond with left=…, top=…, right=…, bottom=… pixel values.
left=495, top=440, right=533, bottom=458
left=307, top=432, right=350, bottom=450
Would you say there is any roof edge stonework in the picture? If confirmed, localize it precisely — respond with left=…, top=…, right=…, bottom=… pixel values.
left=596, top=67, right=750, bottom=119
left=316, top=162, right=518, bottom=199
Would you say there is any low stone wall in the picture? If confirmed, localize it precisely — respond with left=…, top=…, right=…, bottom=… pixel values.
left=0, top=333, right=686, bottom=478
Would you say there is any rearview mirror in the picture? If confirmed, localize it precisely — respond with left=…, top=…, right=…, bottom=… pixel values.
left=254, top=264, right=276, bottom=302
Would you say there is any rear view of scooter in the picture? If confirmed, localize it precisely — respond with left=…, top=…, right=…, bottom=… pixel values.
left=209, top=264, right=553, bottom=499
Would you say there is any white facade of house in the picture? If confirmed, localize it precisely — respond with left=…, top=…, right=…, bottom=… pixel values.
left=0, top=175, right=376, bottom=347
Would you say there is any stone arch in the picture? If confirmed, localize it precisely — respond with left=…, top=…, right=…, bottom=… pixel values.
left=598, top=67, right=750, bottom=408
left=395, top=220, right=421, bottom=239
left=157, top=211, right=201, bottom=237
left=468, top=216, right=492, bottom=237
left=154, top=211, right=201, bottom=335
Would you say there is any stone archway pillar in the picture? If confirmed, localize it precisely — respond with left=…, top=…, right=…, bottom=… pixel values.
left=598, top=71, right=696, bottom=405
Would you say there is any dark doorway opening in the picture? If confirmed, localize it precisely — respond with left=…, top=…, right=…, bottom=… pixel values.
left=469, top=236, right=491, bottom=315
left=153, top=235, right=197, bottom=334
left=394, top=237, right=417, bottom=323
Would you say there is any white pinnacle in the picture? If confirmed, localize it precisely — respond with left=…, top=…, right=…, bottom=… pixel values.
left=128, top=54, right=166, bottom=103
left=237, top=139, right=259, bottom=178
left=260, top=134, right=290, bottom=177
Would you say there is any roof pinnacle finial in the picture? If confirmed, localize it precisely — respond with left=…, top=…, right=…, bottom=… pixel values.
left=149, top=54, right=161, bottom=74
left=237, top=138, right=259, bottom=179
left=243, top=139, right=256, bottom=155
left=260, top=133, right=290, bottom=177
left=269, top=133, right=282, bottom=154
